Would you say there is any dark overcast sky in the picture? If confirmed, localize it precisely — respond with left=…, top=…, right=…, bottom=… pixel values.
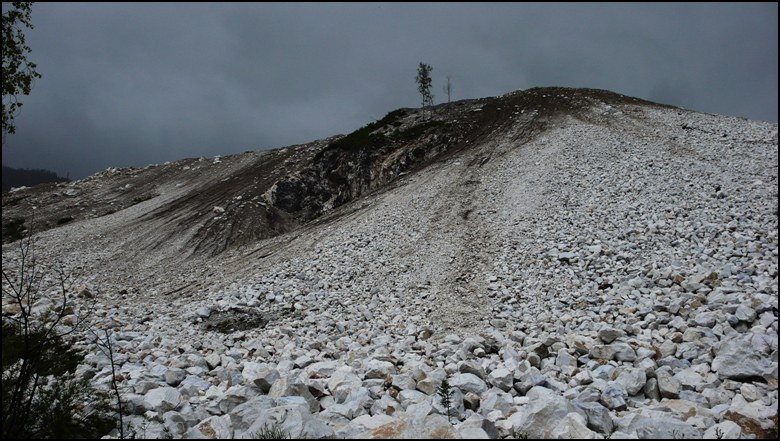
left=2, top=3, right=777, bottom=180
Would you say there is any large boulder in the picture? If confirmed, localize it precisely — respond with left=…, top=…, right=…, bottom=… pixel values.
left=244, top=405, right=335, bottom=439
left=450, top=372, right=488, bottom=396
left=268, top=376, right=319, bottom=413
left=327, top=369, right=364, bottom=404
left=703, top=421, right=743, bottom=439
left=242, top=362, right=279, bottom=393
left=178, top=375, right=213, bottom=397
left=598, top=327, right=625, bottom=344
left=615, top=367, right=647, bottom=396
left=487, top=367, right=514, bottom=392
left=459, top=360, right=487, bottom=379
left=621, top=409, right=701, bottom=438
left=357, top=411, right=461, bottom=439
left=712, top=336, right=772, bottom=380
left=184, top=415, right=234, bottom=439
left=656, top=370, right=681, bottom=399
left=338, top=414, right=397, bottom=438
left=479, top=389, right=513, bottom=418
left=456, top=413, right=499, bottom=439
left=507, top=386, right=586, bottom=439
left=610, top=342, right=637, bottom=362
left=397, top=389, right=429, bottom=409
left=550, top=412, right=602, bottom=439
left=572, top=400, right=614, bottom=435
left=432, top=386, right=465, bottom=421
left=215, top=385, right=261, bottom=414
left=599, top=382, right=627, bottom=411
left=417, top=368, right=447, bottom=395
left=164, top=368, right=187, bottom=387
left=144, top=386, right=182, bottom=413
left=364, top=359, right=397, bottom=379
left=306, top=360, right=340, bottom=378
left=227, top=396, right=277, bottom=434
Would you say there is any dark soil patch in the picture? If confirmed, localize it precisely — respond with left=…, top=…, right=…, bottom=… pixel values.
left=200, top=305, right=308, bottom=334
left=200, top=310, right=270, bottom=334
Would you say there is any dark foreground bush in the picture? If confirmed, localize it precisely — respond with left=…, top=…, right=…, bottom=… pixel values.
left=2, top=225, right=119, bottom=438
left=2, top=321, right=118, bottom=438
left=3, top=217, right=26, bottom=242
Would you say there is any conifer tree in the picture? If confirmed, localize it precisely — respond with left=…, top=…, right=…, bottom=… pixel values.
left=437, top=377, right=454, bottom=424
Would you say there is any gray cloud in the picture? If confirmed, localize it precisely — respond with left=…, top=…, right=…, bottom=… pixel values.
left=2, top=3, right=776, bottom=180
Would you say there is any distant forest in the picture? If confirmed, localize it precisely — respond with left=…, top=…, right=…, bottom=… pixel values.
left=2, top=166, right=70, bottom=189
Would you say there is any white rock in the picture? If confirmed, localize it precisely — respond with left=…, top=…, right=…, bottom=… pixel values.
left=702, top=421, right=743, bottom=439
left=268, top=375, right=319, bottom=413
left=551, top=412, right=602, bottom=439
left=487, top=367, right=513, bottom=392
left=242, top=362, right=279, bottom=393
left=184, top=414, right=233, bottom=439
left=450, top=372, right=488, bottom=396
left=144, top=386, right=182, bottom=413
left=615, top=367, right=647, bottom=396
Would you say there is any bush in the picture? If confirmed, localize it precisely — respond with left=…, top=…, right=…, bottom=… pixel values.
left=314, top=109, right=407, bottom=160
left=253, top=414, right=290, bottom=439
left=1, top=226, right=119, bottom=438
left=254, top=421, right=290, bottom=439
left=3, top=217, right=26, bottom=242
left=2, top=323, right=116, bottom=438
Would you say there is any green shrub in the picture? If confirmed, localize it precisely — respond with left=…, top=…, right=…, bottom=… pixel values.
left=253, top=419, right=290, bottom=439
left=314, top=109, right=407, bottom=160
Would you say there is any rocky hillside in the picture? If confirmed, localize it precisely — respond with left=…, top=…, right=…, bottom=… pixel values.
left=1, top=87, right=675, bottom=255
left=1, top=87, right=778, bottom=438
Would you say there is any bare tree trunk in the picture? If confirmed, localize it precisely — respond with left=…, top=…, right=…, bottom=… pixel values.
left=443, top=75, right=453, bottom=103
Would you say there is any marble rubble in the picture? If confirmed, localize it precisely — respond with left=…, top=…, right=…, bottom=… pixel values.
left=2, top=88, right=777, bottom=438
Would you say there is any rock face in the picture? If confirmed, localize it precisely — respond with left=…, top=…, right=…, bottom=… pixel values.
left=2, top=87, right=777, bottom=439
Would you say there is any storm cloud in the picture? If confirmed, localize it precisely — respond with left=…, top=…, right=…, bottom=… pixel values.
left=2, top=3, right=777, bottom=180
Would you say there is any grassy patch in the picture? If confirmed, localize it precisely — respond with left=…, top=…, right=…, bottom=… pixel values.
left=314, top=109, right=407, bottom=160
left=217, top=320, right=232, bottom=334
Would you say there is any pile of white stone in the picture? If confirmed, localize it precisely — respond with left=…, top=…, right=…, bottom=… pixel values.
left=2, top=102, right=777, bottom=439
left=73, top=284, right=775, bottom=439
